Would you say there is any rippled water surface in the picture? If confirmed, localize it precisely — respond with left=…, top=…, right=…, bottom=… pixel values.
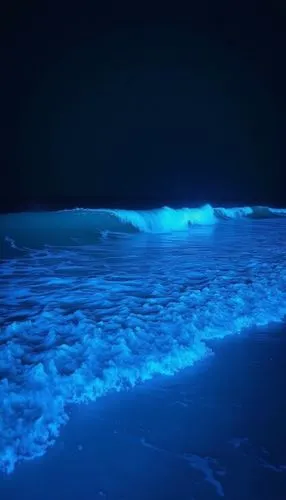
left=1, top=218, right=286, bottom=474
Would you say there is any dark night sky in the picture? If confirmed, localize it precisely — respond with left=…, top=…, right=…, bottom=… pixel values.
left=1, top=1, right=286, bottom=210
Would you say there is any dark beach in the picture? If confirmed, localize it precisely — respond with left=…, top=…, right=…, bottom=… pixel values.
left=1, top=325, right=286, bottom=500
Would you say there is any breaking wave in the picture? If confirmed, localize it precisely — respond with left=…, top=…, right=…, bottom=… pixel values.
left=1, top=205, right=286, bottom=254
left=99, top=204, right=216, bottom=232
left=107, top=205, right=286, bottom=231
left=214, top=206, right=286, bottom=220
left=76, top=204, right=286, bottom=234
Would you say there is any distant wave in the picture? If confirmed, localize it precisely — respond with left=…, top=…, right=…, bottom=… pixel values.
left=1, top=205, right=286, bottom=255
left=99, top=204, right=216, bottom=232
left=77, top=204, right=286, bottom=233
left=214, top=206, right=286, bottom=220
left=68, top=204, right=286, bottom=232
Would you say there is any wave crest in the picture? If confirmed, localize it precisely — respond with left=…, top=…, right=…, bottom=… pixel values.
left=101, top=204, right=216, bottom=233
left=1, top=205, right=286, bottom=255
left=214, top=205, right=286, bottom=220
left=81, top=204, right=286, bottom=233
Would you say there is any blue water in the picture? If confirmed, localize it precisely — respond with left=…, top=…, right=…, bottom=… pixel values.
left=1, top=205, right=286, bottom=496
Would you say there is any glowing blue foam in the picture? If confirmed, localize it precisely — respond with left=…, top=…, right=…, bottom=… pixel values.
left=0, top=209, right=286, bottom=473
left=100, top=204, right=216, bottom=232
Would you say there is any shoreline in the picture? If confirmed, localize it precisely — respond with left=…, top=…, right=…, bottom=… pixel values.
left=1, top=325, right=286, bottom=499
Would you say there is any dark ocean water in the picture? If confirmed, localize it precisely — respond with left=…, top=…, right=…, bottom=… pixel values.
left=0, top=205, right=286, bottom=498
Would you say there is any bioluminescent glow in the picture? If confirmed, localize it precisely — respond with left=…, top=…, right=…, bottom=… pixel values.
left=0, top=205, right=286, bottom=473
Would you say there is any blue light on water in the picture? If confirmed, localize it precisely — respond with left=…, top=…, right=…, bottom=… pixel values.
left=0, top=206, right=286, bottom=474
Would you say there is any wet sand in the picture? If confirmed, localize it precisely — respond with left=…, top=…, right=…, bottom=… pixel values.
left=1, top=325, right=286, bottom=500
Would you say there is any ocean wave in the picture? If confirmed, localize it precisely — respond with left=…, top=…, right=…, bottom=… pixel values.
left=1, top=220, right=286, bottom=473
left=214, top=206, right=286, bottom=220
left=1, top=206, right=286, bottom=253
left=71, top=204, right=286, bottom=233
left=99, top=204, right=216, bottom=233
left=80, top=204, right=286, bottom=233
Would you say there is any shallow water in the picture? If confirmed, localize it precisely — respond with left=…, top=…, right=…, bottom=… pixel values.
left=1, top=214, right=286, bottom=480
left=1, top=327, right=286, bottom=499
